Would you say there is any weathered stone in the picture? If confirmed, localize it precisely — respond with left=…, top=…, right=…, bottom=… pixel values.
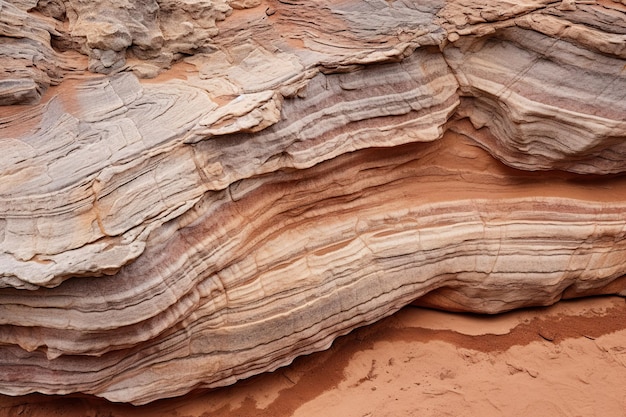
left=0, top=0, right=625, bottom=405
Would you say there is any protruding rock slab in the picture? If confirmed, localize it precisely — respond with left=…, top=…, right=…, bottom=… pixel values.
left=2, top=125, right=626, bottom=403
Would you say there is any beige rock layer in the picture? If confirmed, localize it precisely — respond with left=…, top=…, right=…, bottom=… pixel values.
left=2, top=296, right=626, bottom=417
left=0, top=47, right=457, bottom=289
left=0, top=0, right=625, bottom=405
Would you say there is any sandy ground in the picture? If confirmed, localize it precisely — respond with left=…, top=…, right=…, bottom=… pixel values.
left=1, top=296, right=625, bottom=417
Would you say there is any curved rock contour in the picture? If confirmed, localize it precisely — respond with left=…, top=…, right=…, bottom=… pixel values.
left=0, top=0, right=625, bottom=404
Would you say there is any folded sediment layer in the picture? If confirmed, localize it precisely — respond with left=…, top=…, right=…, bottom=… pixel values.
left=439, top=0, right=626, bottom=173
left=0, top=0, right=626, bottom=406
left=1, top=126, right=626, bottom=403
left=0, top=49, right=457, bottom=289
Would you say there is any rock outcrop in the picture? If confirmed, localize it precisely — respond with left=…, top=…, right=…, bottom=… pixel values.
left=0, top=0, right=625, bottom=404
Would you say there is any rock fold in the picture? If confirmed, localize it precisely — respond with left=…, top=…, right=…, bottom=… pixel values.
left=0, top=0, right=625, bottom=404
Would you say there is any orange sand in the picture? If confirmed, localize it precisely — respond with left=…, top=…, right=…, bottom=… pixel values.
left=1, top=296, right=625, bottom=417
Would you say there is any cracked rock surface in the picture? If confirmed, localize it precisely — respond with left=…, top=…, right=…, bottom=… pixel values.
left=0, top=0, right=625, bottom=404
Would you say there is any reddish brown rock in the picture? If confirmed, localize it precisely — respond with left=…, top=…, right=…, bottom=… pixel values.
left=0, top=0, right=625, bottom=405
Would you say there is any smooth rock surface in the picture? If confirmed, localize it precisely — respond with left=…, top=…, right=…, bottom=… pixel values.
left=0, top=0, right=625, bottom=405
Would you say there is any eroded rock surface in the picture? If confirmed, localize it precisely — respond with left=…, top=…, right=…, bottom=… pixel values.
left=0, top=0, right=625, bottom=404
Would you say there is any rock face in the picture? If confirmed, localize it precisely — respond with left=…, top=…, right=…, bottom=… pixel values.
left=0, top=0, right=625, bottom=405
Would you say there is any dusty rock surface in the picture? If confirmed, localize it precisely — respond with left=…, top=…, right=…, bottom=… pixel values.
left=1, top=0, right=625, bottom=406
left=1, top=296, right=625, bottom=416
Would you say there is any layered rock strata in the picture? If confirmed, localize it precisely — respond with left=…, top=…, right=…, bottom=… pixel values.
left=0, top=0, right=625, bottom=404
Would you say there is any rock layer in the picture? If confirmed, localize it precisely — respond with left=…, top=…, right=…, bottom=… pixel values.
left=0, top=0, right=625, bottom=405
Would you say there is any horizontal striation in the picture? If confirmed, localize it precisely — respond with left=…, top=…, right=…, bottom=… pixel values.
left=0, top=49, right=458, bottom=289
left=442, top=0, right=626, bottom=173
left=1, top=127, right=626, bottom=403
left=0, top=0, right=625, bottom=406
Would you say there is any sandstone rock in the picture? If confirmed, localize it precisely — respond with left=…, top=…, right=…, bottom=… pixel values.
left=0, top=0, right=625, bottom=405
left=441, top=0, right=626, bottom=173
left=0, top=0, right=68, bottom=104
